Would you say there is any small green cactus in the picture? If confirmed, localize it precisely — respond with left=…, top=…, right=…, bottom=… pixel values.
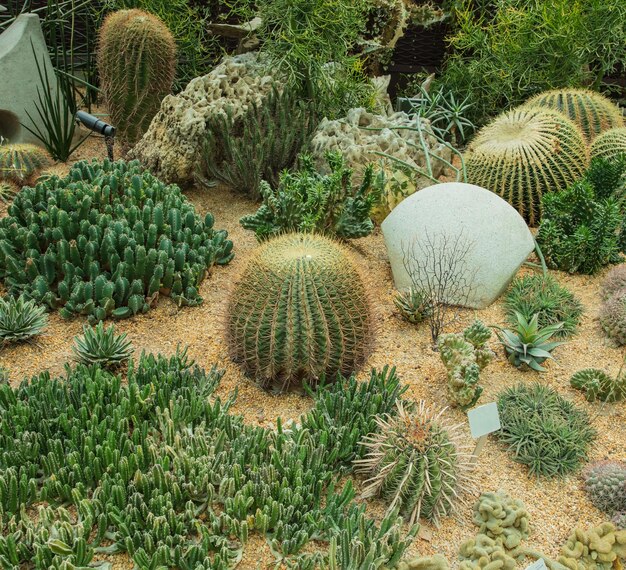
left=97, top=9, right=176, bottom=144
left=525, top=88, right=624, bottom=143
left=558, top=523, right=626, bottom=570
left=72, top=322, right=134, bottom=368
left=394, top=287, right=432, bottom=324
left=0, top=296, right=48, bottom=344
left=458, top=534, right=517, bottom=570
left=600, top=292, right=626, bottom=345
left=583, top=461, right=626, bottom=516
left=601, top=265, right=626, bottom=301
left=465, top=107, right=588, bottom=225
left=591, top=127, right=626, bottom=161
left=227, top=233, right=374, bottom=391
left=570, top=368, right=626, bottom=402
left=471, top=491, right=529, bottom=550
left=0, top=143, right=51, bottom=182
left=0, top=181, right=18, bottom=203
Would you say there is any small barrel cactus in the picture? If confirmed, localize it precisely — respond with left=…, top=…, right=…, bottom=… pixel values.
left=226, top=233, right=374, bottom=391
left=601, top=265, right=626, bottom=302
left=584, top=461, right=626, bottom=516
left=465, top=107, right=588, bottom=225
left=525, top=88, right=624, bottom=143
left=591, top=127, right=626, bottom=161
left=0, top=143, right=50, bottom=183
left=613, top=512, right=626, bottom=530
left=600, top=292, right=626, bottom=345
left=354, top=401, right=475, bottom=525
left=570, top=368, right=626, bottom=402
left=97, top=9, right=176, bottom=144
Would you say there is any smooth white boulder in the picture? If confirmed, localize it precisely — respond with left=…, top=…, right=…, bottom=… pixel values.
left=381, top=182, right=534, bottom=309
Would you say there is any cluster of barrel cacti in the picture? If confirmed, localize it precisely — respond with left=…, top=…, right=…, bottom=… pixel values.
left=438, top=320, right=494, bottom=409
left=0, top=143, right=50, bottom=183
left=0, top=350, right=416, bottom=568
left=0, top=159, right=233, bottom=322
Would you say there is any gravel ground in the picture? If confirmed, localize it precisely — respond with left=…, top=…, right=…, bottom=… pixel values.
left=1, top=134, right=624, bottom=568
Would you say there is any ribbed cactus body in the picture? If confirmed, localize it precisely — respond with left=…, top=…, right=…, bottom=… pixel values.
left=465, top=108, right=588, bottom=226
left=570, top=368, right=626, bottom=402
left=584, top=461, right=626, bottom=516
left=0, top=143, right=50, bottom=182
left=591, top=127, right=626, bottom=161
left=97, top=9, right=176, bottom=144
left=525, top=89, right=624, bottom=143
left=227, top=233, right=374, bottom=391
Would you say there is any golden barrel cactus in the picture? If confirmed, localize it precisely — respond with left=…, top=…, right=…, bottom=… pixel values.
left=591, top=127, right=626, bottom=161
left=464, top=107, right=588, bottom=225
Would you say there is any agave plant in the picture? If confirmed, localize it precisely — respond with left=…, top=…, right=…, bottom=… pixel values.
left=0, top=296, right=48, bottom=344
left=72, top=322, right=134, bottom=368
left=493, top=312, right=564, bottom=371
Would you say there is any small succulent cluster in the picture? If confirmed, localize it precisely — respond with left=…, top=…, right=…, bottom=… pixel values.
left=504, top=274, right=583, bottom=338
left=558, top=523, right=626, bottom=570
left=591, top=127, right=626, bottom=161
left=537, top=156, right=626, bottom=275
left=494, top=312, right=564, bottom=372
left=464, top=107, right=588, bottom=226
left=570, top=368, right=626, bottom=402
left=394, top=287, right=433, bottom=324
left=471, top=490, right=530, bottom=550
left=438, top=320, right=494, bottom=409
left=0, top=295, right=48, bottom=344
left=0, top=143, right=50, bottom=184
left=600, top=265, right=626, bottom=346
left=354, top=400, right=476, bottom=525
left=240, top=152, right=382, bottom=240
left=72, top=322, right=134, bottom=368
left=227, top=233, right=374, bottom=392
left=497, top=383, right=596, bottom=477
left=0, top=159, right=233, bottom=323
left=0, top=349, right=418, bottom=568
left=583, top=461, right=626, bottom=519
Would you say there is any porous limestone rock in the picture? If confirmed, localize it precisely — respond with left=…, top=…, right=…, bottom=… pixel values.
left=129, top=51, right=277, bottom=184
left=0, top=14, right=70, bottom=145
left=381, top=182, right=534, bottom=309
left=308, top=107, right=452, bottom=221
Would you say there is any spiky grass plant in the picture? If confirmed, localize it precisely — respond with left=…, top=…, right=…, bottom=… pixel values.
left=570, top=368, right=626, bottom=403
left=503, top=274, right=583, bottom=338
left=394, top=287, right=433, bottom=324
left=497, top=383, right=596, bottom=477
left=465, top=107, right=588, bottom=225
left=0, top=296, right=48, bottom=344
left=584, top=461, right=626, bottom=516
left=0, top=143, right=51, bottom=183
left=72, top=322, right=134, bottom=368
left=525, top=89, right=624, bottom=143
left=354, top=401, right=475, bottom=525
left=591, top=128, right=626, bottom=161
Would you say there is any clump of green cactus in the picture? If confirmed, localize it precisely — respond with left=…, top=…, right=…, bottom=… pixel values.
left=525, top=88, right=624, bottom=143
left=497, top=383, right=596, bottom=477
left=558, top=523, right=626, bottom=570
left=354, top=400, right=475, bottom=525
left=0, top=295, right=48, bottom=344
left=394, top=287, right=432, bottom=325
left=458, top=533, right=517, bottom=570
left=0, top=143, right=51, bottom=183
left=600, top=292, right=626, bottom=346
left=97, top=9, right=176, bottom=145
left=583, top=461, right=626, bottom=517
left=72, top=321, right=134, bottom=368
left=239, top=151, right=382, bottom=240
left=397, top=555, right=451, bottom=570
left=0, top=159, right=233, bottom=323
left=571, top=368, right=626, bottom=402
left=471, top=490, right=530, bottom=550
left=438, top=320, right=494, bottom=409
left=504, top=274, right=583, bottom=338
left=591, top=128, right=626, bottom=161
left=465, top=107, right=588, bottom=225
left=226, top=233, right=374, bottom=391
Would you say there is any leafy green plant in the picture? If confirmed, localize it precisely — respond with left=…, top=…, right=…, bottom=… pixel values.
left=584, top=461, right=626, bottom=516
left=493, top=312, right=564, bottom=372
left=503, top=274, right=584, bottom=338
left=240, top=152, right=382, bottom=240
left=0, top=159, right=233, bottom=322
left=202, top=86, right=318, bottom=199
left=72, top=322, right=134, bottom=368
left=497, top=383, right=596, bottom=477
left=536, top=157, right=626, bottom=274
left=0, top=296, right=48, bottom=344
left=394, top=287, right=432, bottom=324
left=570, top=367, right=626, bottom=403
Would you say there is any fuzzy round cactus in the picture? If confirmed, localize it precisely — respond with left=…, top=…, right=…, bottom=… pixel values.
left=226, top=233, right=374, bottom=391
left=525, top=89, right=624, bottom=143
left=570, top=368, right=626, bottom=402
left=600, top=265, right=626, bottom=301
left=354, top=401, right=475, bottom=525
left=465, top=107, right=588, bottom=226
left=583, top=461, right=626, bottom=516
left=97, top=9, right=176, bottom=145
left=0, top=143, right=50, bottom=183
left=591, top=127, right=626, bottom=161
left=600, top=292, right=626, bottom=345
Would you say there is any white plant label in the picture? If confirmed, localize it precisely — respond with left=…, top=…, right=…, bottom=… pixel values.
left=467, top=402, right=501, bottom=439
left=525, top=559, right=548, bottom=570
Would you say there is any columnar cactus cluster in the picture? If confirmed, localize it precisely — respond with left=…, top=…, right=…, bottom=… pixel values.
left=0, top=159, right=233, bottom=322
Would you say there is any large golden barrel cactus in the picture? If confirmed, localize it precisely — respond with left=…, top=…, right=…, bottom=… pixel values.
left=464, top=108, right=588, bottom=226
left=226, top=233, right=375, bottom=391
left=525, top=88, right=624, bottom=143
left=97, top=9, right=176, bottom=145
left=591, top=127, right=626, bottom=161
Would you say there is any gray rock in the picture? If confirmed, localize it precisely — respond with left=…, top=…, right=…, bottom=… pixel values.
left=381, top=182, right=534, bottom=309
left=0, top=14, right=69, bottom=145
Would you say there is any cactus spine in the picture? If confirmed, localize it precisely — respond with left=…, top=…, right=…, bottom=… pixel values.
left=465, top=107, right=588, bottom=225
left=0, top=143, right=50, bottom=183
left=525, top=88, right=624, bottom=143
left=97, top=9, right=176, bottom=145
left=227, top=233, right=374, bottom=391
left=591, top=127, right=626, bottom=161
